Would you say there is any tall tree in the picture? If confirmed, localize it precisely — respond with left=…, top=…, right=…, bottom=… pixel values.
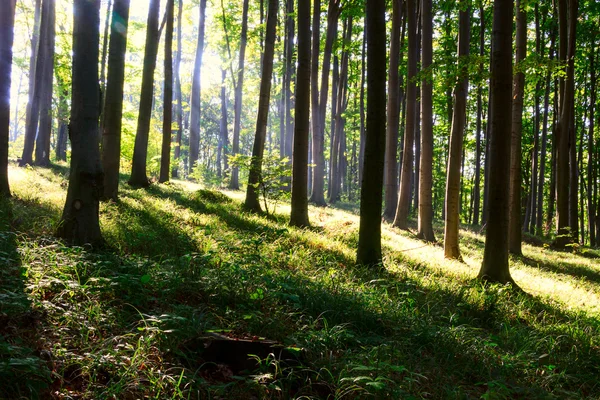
left=243, top=0, right=279, bottom=212
left=417, top=0, right=435, bottom=242
left=588, top=38, right=597, bottom=246
left=218, top=69, right=228, bottom=179
left=159, top=0, right=175, bottom=183
left=567, top=0, right=578, bottom=241
left=310, top=0, right=341, bottom=206
left=478, top=0, right=515, bottom=284
left=444, top=6, right=470, bottom=260
left=383, top=0, right=402, bottom=221
left=57, top=0, right=104, bottom=245
left=102, top=0, right=131, bottom=200
left=284, top=0, right=295, bottom=163
left=34, top=0, right=55, bottom=167
left=128, top=0, right=161, bottom=187
left=229, top=0, right=250, bottom=190
left=172, top=0, right=183, bottom=178
left=508, top=0, right=526, bottom=255
left=0, top=0, right=16, bottom=197
left=188, top=0, right=208, bottom=175
left=473, top=2, right=485, bottom=226
left=357, top=0, right=386, bottom=266
left=392, top=0, right=417, bottom=230
left=290, top=0, right=311, bottom=228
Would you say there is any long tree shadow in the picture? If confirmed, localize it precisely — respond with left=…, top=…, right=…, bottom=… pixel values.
left=518, top=254, right=600, bottom=285
left=0, top=197, right=52, bottom=399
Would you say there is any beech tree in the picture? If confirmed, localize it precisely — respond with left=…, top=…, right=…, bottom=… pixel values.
left=57, top=0, right=104, bottom=246
left=159, top=0, right=174, bottom=183
left=0, top=0, right=16, bottom=197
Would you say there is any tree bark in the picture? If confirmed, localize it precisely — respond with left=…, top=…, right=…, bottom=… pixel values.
left=588, top=40, right=597, bottom=246
left=284, top=0, right=295, bottom=163
left=159, top=0, right=174, bottom=183
left=443, top=7, right=470, bottom=260
left=0, top=0, right=16, bottom=197
left=473, top=3, right=485, bottom=226
left=290, top=0, right=311, bottom=228
left=508, top=0, right=526, bottom=255
left=357, top=0, right=386, bottom=267
left=392, top=0, right=417, bottom=230
left=229, top=0, right=250, bottom=190
left=383, top=0, right=402, bottom=221
left=128, top=0, right=161, bottom=187
left=101, top=0, right=130, bottom=200
left=187, top=0, right=208, bottom=176
left=417, top=0, right=435, bottom=242
left=243, top=0, right=279, bottom=212
left=478, top=0, right=515, bottom=285
left=172, top=0, right=183, bottom=178
left=57, top=0, right=104, bottom=246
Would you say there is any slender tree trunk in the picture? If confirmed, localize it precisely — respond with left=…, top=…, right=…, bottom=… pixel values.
left=473, top=4, right=485, bottom=226
left=219, top=69, right=228, bottom=179
left=101, top=0, right=130, bottom=200
left=172, top=0, right=183, bottom=178
left=478, top=0, right=515, bottom=285
left=417, top=0, right=435, bottom=241
left=290, top=0, right=311, bottom=227
left=21, top=0, right=48, bottom=167
left=528, top=5, right=542, bottom=233
left=159, top=0, right=174, bottom=183
left=357, top=0, right=386, bottom=267
left=508, top=0, right=526, bottom=255
left=383, top=0, right=402, bottom=220
left=284, top=0, right=295, bottom=163
left=57, top=0, right=104, bottom=245
left=0, top=0, right=16, bottom=197
left=310, top=0, right=340, bottom=206
left=588, top=40, right=597, bottom=246
left=34, top=0, right=55, bottom=167
left=328, top=55, right=339, bottom=199
left=229, top=0, right=250, bottom=190
left=100, top=0, right=112, bottom=96
left=55, top=70, right=69, bottom=162
left=567, top=0, right=579, bottom=241
left=358, top=27, right=366, bottom=183
left=128, top=0, right=161, bottom=187
left=392, top=0, right=417, bottom=230
left=244, top=0, right=279, bottom=212
left=187, top=0, right=207, bottom=176
left=443, top=7, right=470, bottom=260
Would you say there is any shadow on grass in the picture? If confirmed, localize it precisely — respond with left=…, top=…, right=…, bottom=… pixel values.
left=519, top=255, right=600, bottom=285
left=0, top=197, right=52, bottom=399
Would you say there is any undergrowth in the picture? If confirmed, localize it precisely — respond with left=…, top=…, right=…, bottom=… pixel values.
left=1, top=163, right=599, bottom=399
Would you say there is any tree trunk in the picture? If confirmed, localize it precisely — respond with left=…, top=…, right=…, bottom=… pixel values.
left=229, top=0, right=249, bottom=190
left=508, top=0, right=526, bottom=255
left=310, top=0, right=340, bottom=206
left=443, top=7, right=470, bottom=260
left=383, top=0, right=402, bottom=221
left=101, top=0, right=130, bottom=200
left=243, top=0, right=279, bottom=212
left=473, top=3, right=485, bottom=226
left=290, top=0, right=311, bottom=228
left=100, top=0, right=112, bottom=97
left=478, top=0, right=515, bottom=285
left=57, top=0, right=104, bottom=246
left=159, top=0, right=174, bottom=183
left=128, top=0, right=161, bottom=187
left=358, top=26, right=366, bottom=183
left=187, top=0, right=207, bottom=176
left=417, top=0, right=435, bottom=242
left=219, top=69, right=228, bottom=180
left=172, top=0, right=183, bottom=178
left=357, top=0, right=386, bottom=267
left=588, top=40, right=596, bottom=246
left=328, top=55, right=339, bottom=199
left=528, top=5, right=542, bottom=233
left=0, top=0, right=16, bottom=197
left=392, top=0, right=417, bottom=230
left=284, top=0, right=295, bottom=163
left=21, top=0, right=46, bottom=167
left=567, top=0, right=579, bottom=241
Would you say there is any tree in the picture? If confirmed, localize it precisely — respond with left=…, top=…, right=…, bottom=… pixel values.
left=34, top=0, right=55, bottom=167
left=188, top=0, right=208, bottom=176
left=128, top=0, right=161, bottom=187
left=159, top=0, right=175, bottom=183
left=57, top=0, right=104, bottom=245
left=357, top=0, right=386, bottom=266
left=0, top=0, right=16, bottom=197
left=444, top=6, right=470, bottom=260
left=508, top=0, right=526, bottom=255
left=172, top=0, right=183, bottom=178
left=229, top=0, right=250, bottom=190
left=417, top=0, right=435, bottom=242
left=290, top=0, right=311, bottom=228
left=383, top=0, right=402, bottom=221
left=478, top=0, right=515, bottom=284
left=243, top=0, right=279, bottom=212
left=102, top=0, right=131, bottom=200
left=392, top=0, right=417, bottom=230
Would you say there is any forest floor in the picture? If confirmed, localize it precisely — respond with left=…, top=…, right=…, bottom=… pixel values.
left=1, top=162, right=600, bottom=399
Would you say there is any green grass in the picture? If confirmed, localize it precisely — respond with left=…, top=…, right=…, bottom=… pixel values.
left=1, top=162, right=600, bottom=399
